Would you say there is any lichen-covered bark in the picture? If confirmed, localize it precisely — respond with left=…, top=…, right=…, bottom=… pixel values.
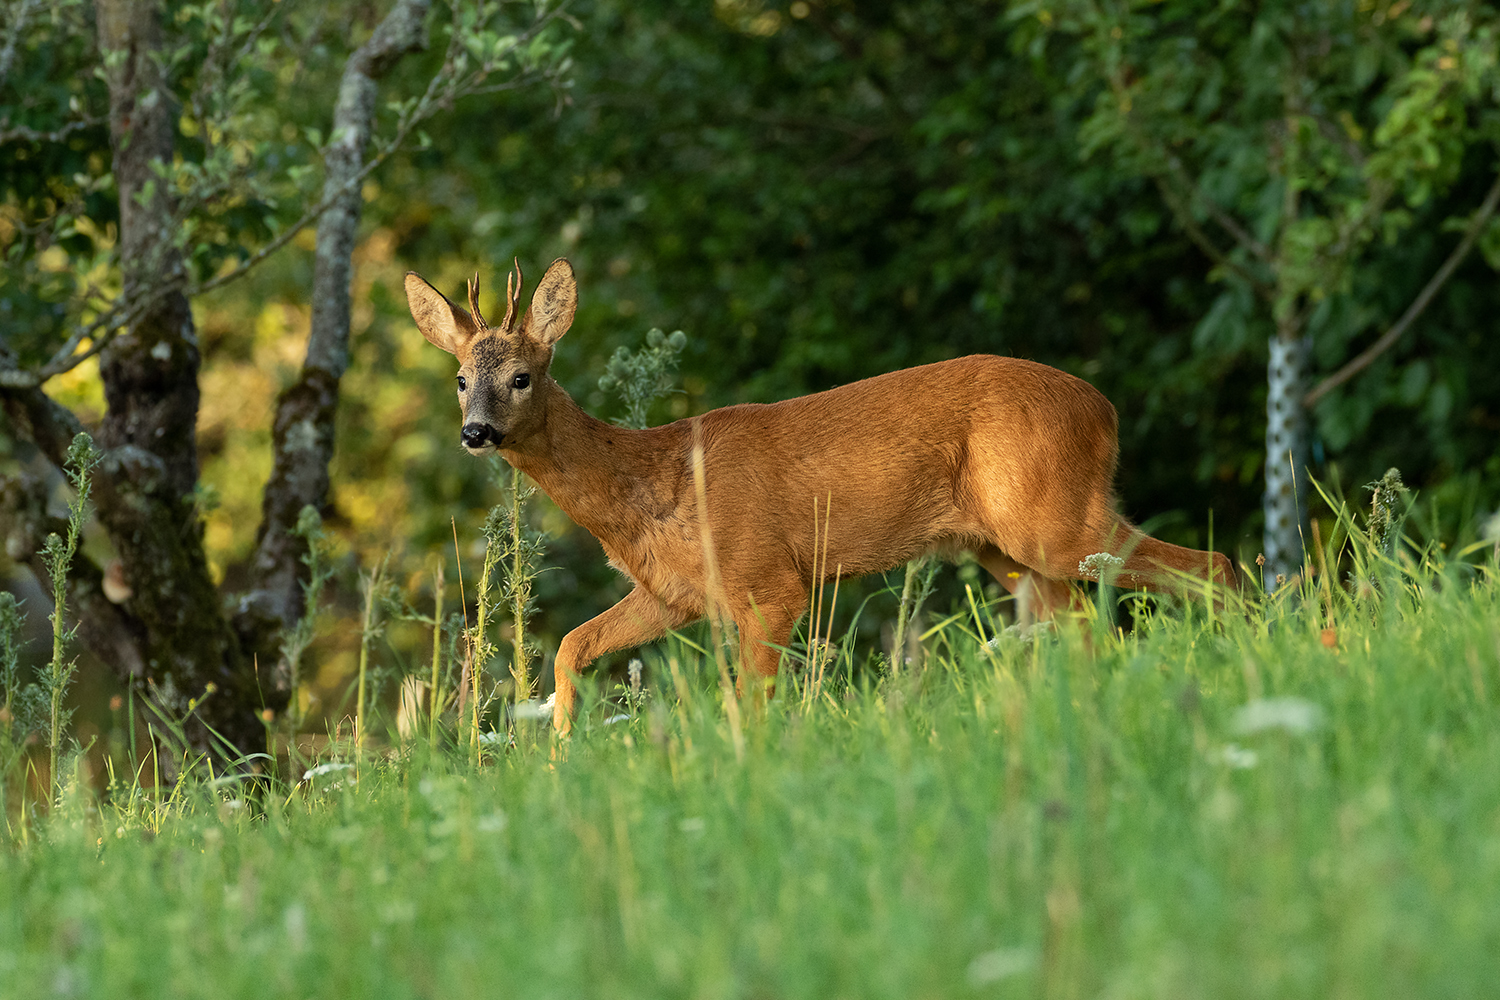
left=2, top=0, right=435, bottom=757
left=90, top=0, right=258, bottom=751
left=238, top=0, right=431, bottom=678
left=0, top=379, right=85, bottom=469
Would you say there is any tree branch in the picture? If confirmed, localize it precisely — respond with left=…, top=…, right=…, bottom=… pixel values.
left=1162, top=153, right=1274, bottom=263
left=1152, top=176, right=1275, bottom=300
left=0, top=114, right=107, bottom=146
left=237, top=0, right=433, bottom=653
left=0, top=0, right=40, bottom=85
left=0, top=368, right=87, bottom=470
left=0, top=4, right=564, bottom=393
left=1304, top=166, right=1500, bottom=408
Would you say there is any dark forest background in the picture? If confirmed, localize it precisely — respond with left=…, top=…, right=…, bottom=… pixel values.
left=2, top=0, right=1497, bottom=746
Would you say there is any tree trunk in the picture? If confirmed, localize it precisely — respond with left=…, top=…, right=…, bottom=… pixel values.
left=2, top=0, right=437, bottom=758
left=236, top=0, right=431, bottom=689
left=1263, top=334, right=1311, bottom=590
left=93, top=0, right=260, bottom=751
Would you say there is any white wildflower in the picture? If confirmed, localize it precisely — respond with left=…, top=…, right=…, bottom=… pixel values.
left=512, top=694, right=555, bottom=721
left=993, top=621, right=1057, bottom=646
left=1233, top=697, right=1323, bottom=736
left=284, top=902, right=308, bottom=952
left=301, top=761, right=354, bottom=782
left=966, top=946, right=1036, bottom=986
left=1219, top=743, right=1259, bottom=769
left=379, top=900, right=416, bottom=924
left=1077, top=552, right=1124, bottom=581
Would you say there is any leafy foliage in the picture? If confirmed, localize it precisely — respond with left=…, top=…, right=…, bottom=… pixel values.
left=3, top=0, right=1498, bottom=732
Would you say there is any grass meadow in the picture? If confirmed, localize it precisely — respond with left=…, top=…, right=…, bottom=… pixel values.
left=3, top=526, right=1500, bottom=999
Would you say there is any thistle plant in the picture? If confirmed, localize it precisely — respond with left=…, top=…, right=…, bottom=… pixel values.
left=598, top=328, right=689, bottom=430
left=470, top=504, right=508, bottom=760
left=1366, top=468, right=1408, bottom=557
left=497, top=467, right=546, bottom=722
left=39, top=432, right=102, bottom=801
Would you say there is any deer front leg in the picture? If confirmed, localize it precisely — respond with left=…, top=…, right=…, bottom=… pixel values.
left=553, top=586, right=689, bottom=735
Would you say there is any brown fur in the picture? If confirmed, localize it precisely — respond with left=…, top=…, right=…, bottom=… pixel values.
left=405, top=258, right=1237, bottom=734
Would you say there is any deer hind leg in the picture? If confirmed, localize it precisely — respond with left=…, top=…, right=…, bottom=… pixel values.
left=975, top=545, right=1084, bottom=625
left=1106, top=527, right=1238, bottom=613
left=1111, top=530, right=1236, bottom=591
left=553, top=586, right=692, bottom=735
left=1039, top=516, right=1237, bottom=600
left=728, top=582, right=806, bottom=700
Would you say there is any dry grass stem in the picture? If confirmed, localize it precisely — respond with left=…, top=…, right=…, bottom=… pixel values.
left=690, top=420, right=743, bottom=762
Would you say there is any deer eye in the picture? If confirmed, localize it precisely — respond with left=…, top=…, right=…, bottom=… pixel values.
left=456, top=376, right=467, bottom=392
left=512, top=373, right=531, bottom=390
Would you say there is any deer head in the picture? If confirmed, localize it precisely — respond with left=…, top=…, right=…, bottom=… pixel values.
left=404, top=258, right=578, bottom=454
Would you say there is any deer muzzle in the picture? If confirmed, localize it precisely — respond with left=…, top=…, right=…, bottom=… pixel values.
left=461, top=422, right=500, bottom=451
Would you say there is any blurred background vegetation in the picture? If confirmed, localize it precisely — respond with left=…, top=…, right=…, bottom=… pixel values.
left=3, top=0, right=1498, bottom=741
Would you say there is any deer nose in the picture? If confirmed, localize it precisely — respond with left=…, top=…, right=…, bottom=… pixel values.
left=461, top=423, right=495, bottom=449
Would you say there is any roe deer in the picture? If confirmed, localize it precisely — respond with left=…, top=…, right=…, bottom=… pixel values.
left=405, top=258, right=1237, bottom=734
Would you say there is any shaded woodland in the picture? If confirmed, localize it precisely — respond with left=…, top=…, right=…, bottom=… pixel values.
left=2, top=0, right=1498, bottom=752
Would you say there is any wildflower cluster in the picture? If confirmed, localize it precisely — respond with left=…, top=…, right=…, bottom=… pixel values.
left=1077, top=551, right=1125, bottom=581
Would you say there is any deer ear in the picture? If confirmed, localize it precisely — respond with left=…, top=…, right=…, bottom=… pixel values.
left=405, top=272, right=479, bottom=355
left=523, top=258, right=577, bottom=347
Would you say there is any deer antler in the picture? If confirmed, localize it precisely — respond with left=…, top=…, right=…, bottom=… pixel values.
left=466, top=273, right=486, bottom=329
left=501, top=258, right=524, bottom=332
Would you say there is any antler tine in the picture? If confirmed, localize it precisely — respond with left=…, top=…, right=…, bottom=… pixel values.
left=466, top=272, right=486, bottom=329
left=502, top=257, right=524, bottom=332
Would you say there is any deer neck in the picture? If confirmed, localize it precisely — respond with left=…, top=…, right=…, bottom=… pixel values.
left=499, top=384, right=678, bottom=538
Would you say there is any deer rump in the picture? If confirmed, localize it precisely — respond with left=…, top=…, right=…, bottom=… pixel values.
left=406, top=258, right=1234, bottom=734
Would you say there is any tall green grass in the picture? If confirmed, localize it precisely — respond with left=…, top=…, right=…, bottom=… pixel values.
left=2, top=534, right=1497, bottom=998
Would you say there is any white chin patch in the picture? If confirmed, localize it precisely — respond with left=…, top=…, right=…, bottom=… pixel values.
left=464, top=443, right=498, bottom=457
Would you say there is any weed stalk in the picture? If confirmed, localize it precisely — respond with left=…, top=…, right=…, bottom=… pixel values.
left=355, top=553, right=391, bottom=750
left=510, top=469, right=531, bottom=702
left=283, top=506, right=336, bottom=732
left=39, top=433, right=101, bottom=803
left=429, top=562, right=445, bottom=745
left=690, top=421, right=743, bottom=761
left=497, top=464, right=545, bottom=743
left=471, top=507, right=506, bottom=760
